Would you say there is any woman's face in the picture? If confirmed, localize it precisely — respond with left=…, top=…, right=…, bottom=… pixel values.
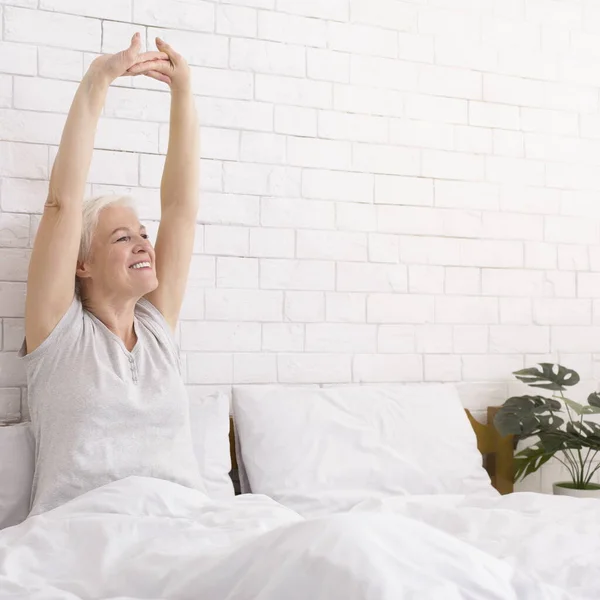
left=77, top=205, right=158, bottom=300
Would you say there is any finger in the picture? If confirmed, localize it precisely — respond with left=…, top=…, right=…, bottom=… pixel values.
left=144, top=70, right=172, bottom=85
left=127, top=59, right=171, bottom=75
left=127, top=32, right=142, bottom=55
left=133, top=50, right=169, bottom=64
left=155, top=37, right=180, bottom=64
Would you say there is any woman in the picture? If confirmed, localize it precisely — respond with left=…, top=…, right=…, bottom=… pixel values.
left=19, top=33, right=204, bottom=516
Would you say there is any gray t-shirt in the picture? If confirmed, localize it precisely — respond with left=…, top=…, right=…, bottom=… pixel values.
left=19, top=296, right=205, bottom=516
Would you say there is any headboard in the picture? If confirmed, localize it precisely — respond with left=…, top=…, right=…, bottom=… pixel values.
left=229, top=406, right=515, bottom=495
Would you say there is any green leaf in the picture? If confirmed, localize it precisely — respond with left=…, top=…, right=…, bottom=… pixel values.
left=514, top=444, right=554, bottom=482
left=588, top=393, right=600, bottom=408
left=513, top=363, right=580, bottom=391
left=563, top=398, right=586, bottom=415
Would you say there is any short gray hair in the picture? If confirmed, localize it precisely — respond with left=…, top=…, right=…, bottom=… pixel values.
left=78, top=194, right=138, bottom=262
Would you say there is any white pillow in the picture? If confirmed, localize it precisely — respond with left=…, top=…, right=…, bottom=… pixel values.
left=232, top=384, right=496, bottom=516
left=188, top=390, right=234, bottom=500
left=0, top=423, right=34, bottom=529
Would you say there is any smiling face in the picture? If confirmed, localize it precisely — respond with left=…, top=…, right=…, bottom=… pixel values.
left=76, top=205, right=158, bottom=301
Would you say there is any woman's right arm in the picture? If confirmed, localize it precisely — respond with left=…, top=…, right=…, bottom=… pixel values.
left=25, top=33, right=166, bottom=354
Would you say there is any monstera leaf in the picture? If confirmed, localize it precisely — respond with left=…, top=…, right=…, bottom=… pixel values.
left=494, top=395, right=561, bottom=438
left=513, top=363, right=579, bottom=391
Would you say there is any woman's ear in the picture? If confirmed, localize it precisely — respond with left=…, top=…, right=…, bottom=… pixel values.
left=76, top=260, right=91, bottom=280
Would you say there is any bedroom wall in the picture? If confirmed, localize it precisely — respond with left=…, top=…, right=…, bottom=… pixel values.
left=1, top=0, right=599, bottom=492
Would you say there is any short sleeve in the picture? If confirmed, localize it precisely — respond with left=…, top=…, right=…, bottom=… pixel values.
left=135, top=298, right=181, bottom=368
left=18, top=297, right=83, bottom=365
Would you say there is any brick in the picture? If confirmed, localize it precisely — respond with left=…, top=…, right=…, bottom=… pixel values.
left=199, top=193, right=259, bottom=227
left=405, top=94, right=468, bottom=124
left=262, top=323, right=304, bottom=352
left=336, top=203, right=377, bottom=232
left=0, top=282, right=26, bottom=318
left=490, top=326, right=549, bottom=353
left=41, top=0, right=131, bottom=19
left=284, top=291, right=325, bottom=322
left=546, top=162, right=600, bottom=191
left=390, top=119, right=454, bottom=151
left=204, top=225, right=248, bottom=256
left=462, top=355, right=524, bottom=381
left=139, top=154, right=164, bottom=188
left=233, top=354, right=277, bottom=384
left=260, top=197, right=335, bottom=230
left=578, top=273, right=600, bottom=298
left=181, top=321, right=260, bottom=352
left=338, top=262, right=407, bottom=293
left=187, top=353, right=232, bottom=385
left=375, top=176, right=433, bottom=207
left=486, top=157, right=545, bottom=186
left=367, top=294, right=434, bottom=323
left=230, top=38, right=305, bottom=77
left=481, top=16, right=540, bottom=50
left=353, top=143, right=420, bottom=176
left=398, top=32, right=434, bottom=63
left=522, top=107, right=579, bottom=136
left=191, top=66, right=253, bottom=101
left=0, top=75, right=10, bottom=108
left=413, top=324, right=452, bottom=354
left=325, top=293, right=366, bottom=323
left=302, top=169, right=372, bottom=203
left=148, top=28, right=228, bottom=68
left=470, top=101, right=520, bottom=130
left=318, top=111, right=388, bottom=144
left=408, top=265, right=444, bottom=294
left=525, top=242, right=557, bottom=269
left=261, top=259, right=335, bottom=290
left=217, top=4, right=257, bottom=37
left=499, top=297, right=532, bottom=324
left=350, top=55, right=418, bottom=91
left=425, top=355, right=461, bottom=382
left=13, top=77, right=77, bottom=113
left=334, top=84, right=404, bottom=118
left=560, top=191, right=600, bottom=218
left=434, top=38, right=497, bottom=71
left=434, top=180, right=499, bottom=210
left=558, top=245, right=589, bottom=271
left=199, top=159, right=223, bottom=193
left=500, top=185, right=559, bottom=214
left=376, top=205, right=442, bottom=236
left=534, top=299, right=591, bottom=326
left=221, top=0, right=273, bottom=8
left=454, top=325, right=488, bottom=353
left=179, top=284, right=204, bottom=320
left=0, top=388, right=21, bottom=423
left=38, top=47, right=83, bottom=81
left=399, top=235, right=462, bottom=266
left=258, top=10, right=326, bottom=47
left=0, top=213, right=29, bottom=248
left=198, top=127, right=239, bottom=161
left=0, top=109, right=65, bottom=145
left=307, top=49, right=349, bottom=83
left=545, top=271, right=576, bottom=297
left=277, top=0, right=348, bottom=20
left=104, top=87, right=170, bottom=122
left=378, top=325, right=415, bottom=353
left=0, top=353, right=25, bottom=386
left=256, top=74, right=331, bottom=109
left=134, top=0, right=214, bottom=31
left=419, top=65, right=481, bottom=100
left=353, top=354, right=423, bottom=383
left=546, top=216, right=599, bottom=245
left=198, top=97, right=274, bottom=132
left=223, top=163, right=301, bottom=197
left=419, top=7, right=481, bottom=40
left=350, top=0, right=418, bottom=31
left=240, top=132, right=286, bottom=165
left=445, top=267, right=480, bottom=295
left=482, top=212, right=544, bottom=241
left=249, top=228, right=295, bottom=258
left=436, top=296, right=498, bottom=324
left=0, top=41, right=36, bottom=75
left=275, top=106, right=317, bottom=137
left=187, top=256, right=216, bottom=288
left=551, top=327, right=600, bottom=353
left=205, top=289, right=282, bottom=321
left=543, top=82, right=598, bottom=113
left=306, top=324, right=376, bottom=353
left=0, top=142, right=47, bottom=179
left=5, top=7, right=100, bottom=51
left=455, top=126, right=493, bottom=154
left=496, top=48, right=557, bottom=81
left=484, top=74, right=545, bottom=108
left=483, top=268, right=545, bottom=297
left=0, top=248, right=28, bottom=280
left=288, top=137, right=350, bottom=170
left=278, top=354, right=351, bottom=384
left=95, top=118, right=159, bottom=154
left=493, top=130, right=524, bottom=157
left=297, top=230, right=366, bottom=262
left=368, top=233, right=399, bottom=263
left=423, top=150, right=485, bottom=181
left=442, top=209, right=482, bottom=239
left=0, top=178, right=48, bottom=213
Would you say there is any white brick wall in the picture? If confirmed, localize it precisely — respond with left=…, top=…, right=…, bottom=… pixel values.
left=2, top=0, right=600, bottom=493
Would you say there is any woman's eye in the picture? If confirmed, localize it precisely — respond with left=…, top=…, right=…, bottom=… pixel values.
left=117, top=236, right=130, bottom=242
left=141, top=234, right=149, bottom=240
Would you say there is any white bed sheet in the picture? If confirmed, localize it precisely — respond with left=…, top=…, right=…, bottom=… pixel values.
left=0, top=476, right=573, bottom=600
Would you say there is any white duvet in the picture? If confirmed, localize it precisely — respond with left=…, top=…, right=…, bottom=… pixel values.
left=0, top=476, right=581, bottom=600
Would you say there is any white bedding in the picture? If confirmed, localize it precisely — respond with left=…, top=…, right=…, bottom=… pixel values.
left=0, top=476, right=574, bottom=600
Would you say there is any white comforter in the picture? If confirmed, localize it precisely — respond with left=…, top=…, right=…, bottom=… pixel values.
left=0, top=476, right=578, bottom=600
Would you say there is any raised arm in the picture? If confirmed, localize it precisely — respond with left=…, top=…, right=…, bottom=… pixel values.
left=25, top=34, right=166, bottom=353
left=130, top=38, right=200, bottom=330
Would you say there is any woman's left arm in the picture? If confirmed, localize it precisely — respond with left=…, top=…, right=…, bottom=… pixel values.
left=132, top=39, right=199, bottom=330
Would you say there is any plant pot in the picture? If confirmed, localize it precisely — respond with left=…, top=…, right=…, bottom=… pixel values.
left=553, top=482, right=600, bottom=498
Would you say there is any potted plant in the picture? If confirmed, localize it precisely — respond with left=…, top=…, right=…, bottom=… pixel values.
left=494, top=363, right=600, bottom=498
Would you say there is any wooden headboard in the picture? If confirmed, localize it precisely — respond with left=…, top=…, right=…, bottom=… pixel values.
left=229, top=406, right=515, bottom=495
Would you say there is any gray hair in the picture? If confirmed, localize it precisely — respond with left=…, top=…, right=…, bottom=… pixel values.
left=76, top=195, right=138, bottom=297
left=78, top=194, right=138, bottom=262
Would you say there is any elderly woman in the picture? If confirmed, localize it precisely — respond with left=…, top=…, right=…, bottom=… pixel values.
left=19, top=33, right=204, bottom=516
